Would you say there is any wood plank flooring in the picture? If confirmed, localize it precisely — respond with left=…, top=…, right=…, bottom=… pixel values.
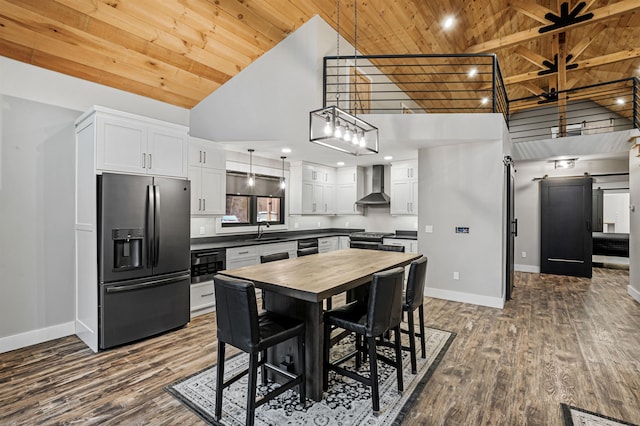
left=1, top=268, right=639, bottom=425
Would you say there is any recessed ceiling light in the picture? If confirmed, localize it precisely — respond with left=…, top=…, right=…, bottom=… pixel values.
left=443, top=16, right=455, bottom=30
left=481, top=97, right=489, bottom=105
left=616, top=98, right=625, bottom=105
left=337, top=161, right=345, bottom=166
left=383, top=156, right=393, bottom=161
left=282, top=148, right=291, bottom=153
left=468, top=68, right=477, bottom=78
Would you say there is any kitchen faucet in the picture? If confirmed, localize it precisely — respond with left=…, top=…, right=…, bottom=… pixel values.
left=257, top=221, right=270, bottom=239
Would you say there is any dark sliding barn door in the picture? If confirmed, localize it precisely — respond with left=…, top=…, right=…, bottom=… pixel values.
left=540, top=177, right=593, bottom=278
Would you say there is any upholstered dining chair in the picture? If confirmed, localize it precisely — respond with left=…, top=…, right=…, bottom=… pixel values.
left=296, top=246, right=332, bottom=309
left=323, top=267, right=404, bottom=413
left=378, top=256, right=428, bottom=374
left=213, top=274, right=305, bottom=426
left=376, top=243, right=405, bottom=252
left=260, top=251, right=289, bottom=263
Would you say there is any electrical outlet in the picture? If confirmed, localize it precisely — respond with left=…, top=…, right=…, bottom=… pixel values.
left=199, top=226, right=205, bottom=235
left=522, top=251, right=527, bottom=258
left=317, top=222, right=321, bottom=228
left=453, top=272, right=459, bottom=280
left=425, top=225, right=433, bottom=233
left=345, top=221, right=349, bottom=227
left=294, top=222, right=299, bottom=229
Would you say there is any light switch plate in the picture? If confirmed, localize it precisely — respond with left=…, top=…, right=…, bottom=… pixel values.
left=425, top=225, right=433, bottom=233
left=199, top=226, right=205, bottom=235
left=453, top=272, right=460, bottom=280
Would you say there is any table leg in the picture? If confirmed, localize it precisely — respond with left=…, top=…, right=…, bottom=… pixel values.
left=264, top=292, right=324, bottom=402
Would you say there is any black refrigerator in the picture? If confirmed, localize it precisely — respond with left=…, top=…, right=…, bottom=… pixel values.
left=98, top=173, right=191, bottom=349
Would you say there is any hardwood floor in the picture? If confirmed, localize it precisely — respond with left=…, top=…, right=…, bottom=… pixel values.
left=1, top=268, right=639, bottom=425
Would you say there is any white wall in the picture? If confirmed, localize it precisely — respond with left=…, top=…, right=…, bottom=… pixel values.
left=0, top=95, right=78, bottom=347
left=603, top=192, right=630, bottom=233
left=415, top=114, right=509, bottom=309
left=513, top=156, right=629, bottom=272
left=629, top=130, right=640, bottom=303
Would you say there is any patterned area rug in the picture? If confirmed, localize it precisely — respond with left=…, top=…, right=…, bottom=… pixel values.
left=166, top=327, right=455, bottom=425
left=561, top=404, right=638, bottom=426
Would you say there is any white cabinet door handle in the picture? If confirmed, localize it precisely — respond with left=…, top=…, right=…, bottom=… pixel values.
left=198, top=198, right=202, bottom=211
left=148, top=154, right=152, bottom=169
left=199, top=150, right=202, bottom=163
left=203, top=198, right=206, bottom=211
left=142, top=153, right=146, bottom=169
left=203, top=151, right=207, bottom=164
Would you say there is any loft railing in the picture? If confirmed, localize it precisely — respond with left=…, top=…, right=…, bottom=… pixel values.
left=508, top=77, right=639, bottom=143
left=322, top=55, right=639, bottom=142
left=322, top=54, right=509, bottom=123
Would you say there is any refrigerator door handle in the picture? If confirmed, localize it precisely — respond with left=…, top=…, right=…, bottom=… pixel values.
left=105, top=273, right=190, bottom=293
left=154, top=185, right=161, bottom=267
left=146, top=185, right=154, bottom=268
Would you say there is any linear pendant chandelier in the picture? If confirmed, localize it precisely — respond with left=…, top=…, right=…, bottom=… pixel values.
left=309, top=0, right=379, bottom=156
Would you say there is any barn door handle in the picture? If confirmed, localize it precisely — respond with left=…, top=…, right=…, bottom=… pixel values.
left=513, top=218, right=518, bottom=237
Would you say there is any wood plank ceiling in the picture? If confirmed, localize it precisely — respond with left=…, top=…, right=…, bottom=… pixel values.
left=0, top=0, right=638, bottom=109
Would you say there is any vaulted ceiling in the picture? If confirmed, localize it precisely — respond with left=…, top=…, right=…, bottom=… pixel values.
left=1, top=0, right=639, bottom=109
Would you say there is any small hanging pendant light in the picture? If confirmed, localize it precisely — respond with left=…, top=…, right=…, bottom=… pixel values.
left=280, top=156, right=286, bottom=189
left=247, top=149, right=255, bottom=186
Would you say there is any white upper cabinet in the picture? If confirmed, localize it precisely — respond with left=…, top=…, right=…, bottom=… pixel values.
left=188, top=137, right=226, bottom=216
left=336, top=166, right=364, bottom=215
left=290, top=162, right=336, bottom=215
left=93, top=107, right=188, bottom=178
left=390, top=159, right=418, bottom=215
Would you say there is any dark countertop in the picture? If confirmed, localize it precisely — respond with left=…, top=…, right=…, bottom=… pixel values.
left=190, top=228, right=364, bottom=252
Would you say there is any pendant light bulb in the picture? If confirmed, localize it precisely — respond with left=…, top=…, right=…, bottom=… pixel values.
left=323, top=114, right=333, bottom=136
left=358, top=131, right=366, bottom=147
left=334, top=120, right=343, bottom=139
left=344, top=125, right=352, bottom=142
left=248, top=175, right=255, bottom=186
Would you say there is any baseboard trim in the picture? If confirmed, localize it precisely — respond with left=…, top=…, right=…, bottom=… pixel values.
left=515, top=264, right=540, bottom=273
left=0, top=322, right=75, bottom=354
left=425, top=287, right=504, bottom=309
left=628, top=285, right=640, bottom=304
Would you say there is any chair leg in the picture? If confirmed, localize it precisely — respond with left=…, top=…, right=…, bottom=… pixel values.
left=298, top=332, right=306, bottom=405
left=393, top=325, right=404, bottom=392
left=407, top=310, right=417, bottom=374
left=246, top=352, right=259, bottom=426
left=261, top=349, right=268, bottom=385
left=367, top=336, right=380, bottom=412
left=215, top=342, right=226, bottom=420
left=418, top=304, right=426, bottom=358
left=355, top=334, right=362, bottom=370
left=326, top=297, right=332, bottom=310
left=323, top=321, right=331, bottom=391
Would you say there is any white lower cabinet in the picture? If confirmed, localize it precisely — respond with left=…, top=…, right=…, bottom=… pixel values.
left=382, top=238, right=418, bottom=253
left=339, top=236, right=350, bottom=249
left=318, top=236, right=339, bottom=253
left=190, top=281, right=215, bottom=317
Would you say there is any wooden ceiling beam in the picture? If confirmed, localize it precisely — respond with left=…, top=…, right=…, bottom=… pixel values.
left=503, top=46, right=640, bottom=85
left=568, top=23, right=606, bottom=63
left=520, top=81, right=547, bottom=96
left=508, top=0, right=555, bottom=24
left=513, top=45, right=550, bottom=69
left=466, top=0, right=640, bottom=53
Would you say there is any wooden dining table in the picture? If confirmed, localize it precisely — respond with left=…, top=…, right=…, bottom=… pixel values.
left=219, top=247, right=422, bottom=401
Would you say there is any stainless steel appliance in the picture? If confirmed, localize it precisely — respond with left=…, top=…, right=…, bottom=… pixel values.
left=349, top=231, right=394, bottom=249
left=191, top=249, right=226, bottom=283
left=98, top=173, right=190, bottom=349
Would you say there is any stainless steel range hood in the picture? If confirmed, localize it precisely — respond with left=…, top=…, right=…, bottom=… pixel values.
left=356, top=165, right=390, bottom=206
